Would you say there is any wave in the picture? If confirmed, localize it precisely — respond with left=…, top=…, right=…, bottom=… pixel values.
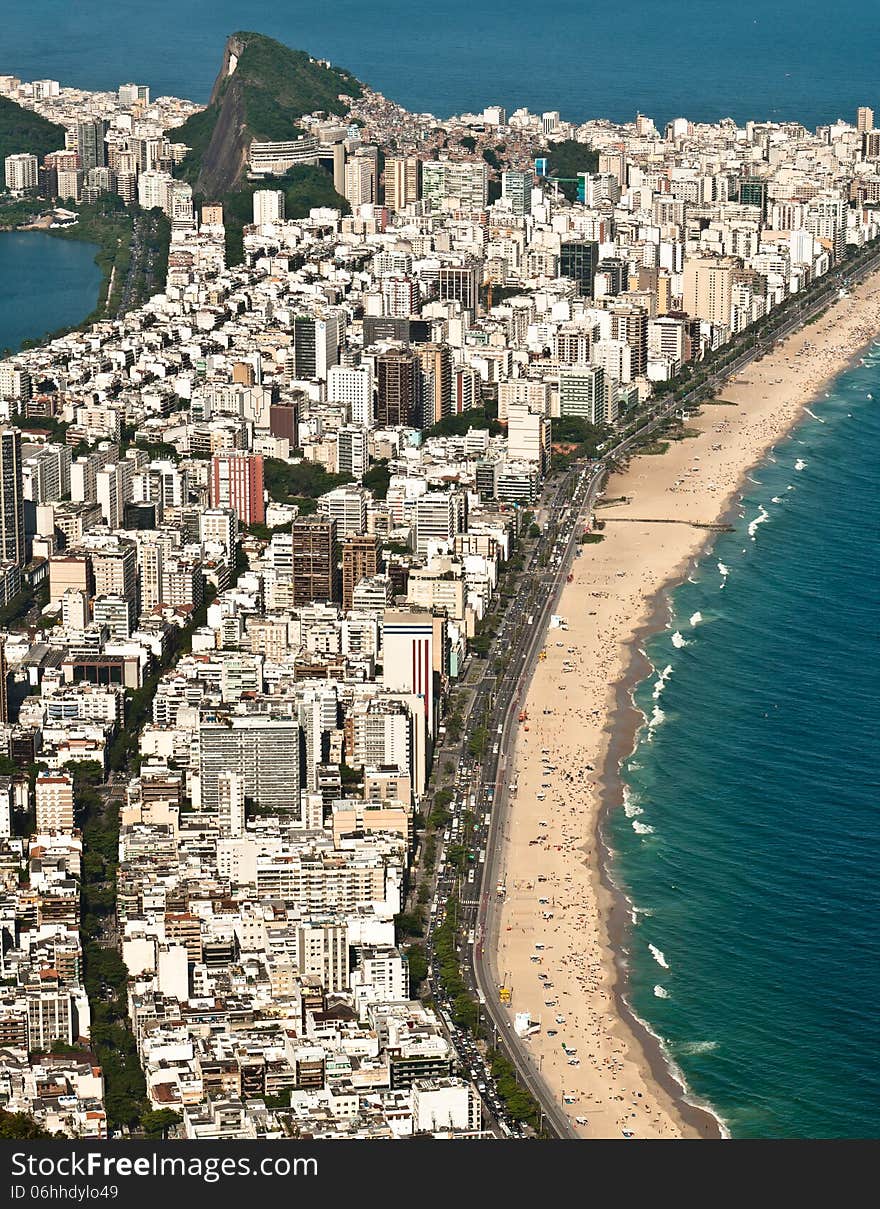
left=648, top=705, right=665, bottom=732
left=648, top=944, right=669, bottom=969
left=770, top=495, right=782, bottom=504
left=653, top=985, right=670, bottom=999
left=717, top=561, right=730, bottom=589
left=623, top=786, right=644, bottom=817
left=746, top=473, right=762, bottom=485
left=671, top=630, right=688, bottom=649
left=748, top=505, right=770, bottom=540
left=794, top=458, right=807, bottom=471
left=652, top=665, right=673, bottom=700
left=677, top=1040, right=719, bottom=1057
left=689, top=611, right=702, bottom=626
left=632, top=819, right=655, bottom=835
left=803, top=407, right=824, bottom=423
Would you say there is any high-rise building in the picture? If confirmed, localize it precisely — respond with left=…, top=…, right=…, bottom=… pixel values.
left=501, top=169, right=532, bottom=216
left=269, top=398, right=300, bottom=444
left=76, top=119, right=108, bottom=173
left=253, top=188, right=285, bottom=224
left=682, top=255, right=737, bottom=326
left=0, top=639, right=8, bottom=724
left=216, top=771, right=245, bottom=838
left=0, top=428, right=25, bottom=567
left=422, top=161, right=488, bottom=210
left=319, top=485, right=368, bottom=537
left=35, top=771, right=75, bottom=834
left=291, top=517, right=339, bottom=604
left=337, top=426, right=369, bottom=478
left=385, top=156, right=421, bottom=210
left=438, top=261, right=481, bottom=317
left=344, top=150, right=376, bottom=209
left=559, top=365, right=609, bottom=424
left=416, top=343, right=453, bottom=428
left=91, top=542, right=138, bottom=629
left=293, top=313, right=340, bottom=381
left=210, top=452, right=265, bottom=526
left=199, top=717, right=301, bottom=813
left=560, top=239, right=599, bottom=297
left=4, top=153, right=38, bottom=192
left=382, top=607, right=436, bottom=731
left=327, top=364, right=374, bottom=425
left=507, top=403, right=552, bottom=474
left=342, top=534, right=380, bottom=611
left=413, top=490, right=464, bottom=555
left=377, top=348, right=419, bottom=427
left=857, top=106, right=875, bottom=133
left=609, top=305, right=649, bottom=377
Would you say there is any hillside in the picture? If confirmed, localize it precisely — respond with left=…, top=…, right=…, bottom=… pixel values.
left=170, top=31, right=364, bottom=198
left=0, top=95, right=65, bottom=172
left=220, top=165, right=350, bottom=265
left=543, top=138, right=600, bottom=200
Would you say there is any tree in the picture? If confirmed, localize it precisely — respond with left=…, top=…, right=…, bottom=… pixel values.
left=141, top=1109, right=182, bottom=1139
left=0, top=1108, right=51, bottom=1138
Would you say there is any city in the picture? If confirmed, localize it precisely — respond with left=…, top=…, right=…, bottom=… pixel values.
left=0, top=29, right=879, bottom=1142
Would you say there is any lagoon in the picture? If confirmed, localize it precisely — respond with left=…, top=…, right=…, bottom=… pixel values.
left=0, top=230, right=102, bottom=355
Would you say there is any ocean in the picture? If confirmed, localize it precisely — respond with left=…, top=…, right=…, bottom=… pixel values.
left=3, top=1, right=880, bottom=130
left=608, top=352, right=880, bottom=1138
left=0, top=232, right=101, bottom=353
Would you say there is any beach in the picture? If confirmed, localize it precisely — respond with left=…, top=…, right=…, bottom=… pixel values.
left=490, top=270, right=880, bottom=1138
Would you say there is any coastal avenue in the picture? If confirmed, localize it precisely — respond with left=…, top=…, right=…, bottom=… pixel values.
left=423, top=232, right=880, bottom=1138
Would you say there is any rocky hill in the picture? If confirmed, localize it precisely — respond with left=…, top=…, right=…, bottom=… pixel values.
left=171, top=31, right=364, bottom=198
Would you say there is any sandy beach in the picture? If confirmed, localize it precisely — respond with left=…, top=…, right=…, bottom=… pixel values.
left=491, top=270, right=880, bottom=1138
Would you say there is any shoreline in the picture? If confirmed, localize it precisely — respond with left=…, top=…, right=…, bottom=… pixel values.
left=494, top=267, right=880, bottom=1138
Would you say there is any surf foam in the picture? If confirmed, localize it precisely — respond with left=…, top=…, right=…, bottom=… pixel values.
left=648, top=944, right=669, bottom=969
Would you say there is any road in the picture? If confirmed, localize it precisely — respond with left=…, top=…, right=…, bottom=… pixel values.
left=424, top=236, right=880, bottom=1136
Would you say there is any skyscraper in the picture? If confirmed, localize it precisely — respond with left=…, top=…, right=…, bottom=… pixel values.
left=293, top=313, right=340, bottom=381
left=560, top=239, right=599, bottom=297
left=199, top=717, right=301, bottom=813
left=291, top=516, right=339, bottom=604
left=438, top=261, right=481, bottom=317
left=385, top=156, right=422, bottom=210
left=376, top=348, right=419, bottom=427
left=416, top=343, right=453, bottom=428
left=76, top=119, right=108, bottom=174
left=210, top=452, right=265, bottom=526
left=857, top=106, right=875, bottom=133
left=342, top=534, right=380, bottom=612
left=0, top=427, right=25, bottom=566
left=382, top=608, right=436, bottom=733
left=501, top=169, right=532, bottom=216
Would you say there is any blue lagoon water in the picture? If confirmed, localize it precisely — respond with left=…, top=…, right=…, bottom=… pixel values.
left=0, top=232, right=101, bottom=352
left=4, top=1, right=880, bottom=129
left=608, top=354, right=880, bottom=1137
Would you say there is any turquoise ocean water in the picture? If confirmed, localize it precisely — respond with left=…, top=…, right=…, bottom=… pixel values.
left=0, top=232, right=101, bottom=353
left=608, top=352, right=880, bottom=1137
